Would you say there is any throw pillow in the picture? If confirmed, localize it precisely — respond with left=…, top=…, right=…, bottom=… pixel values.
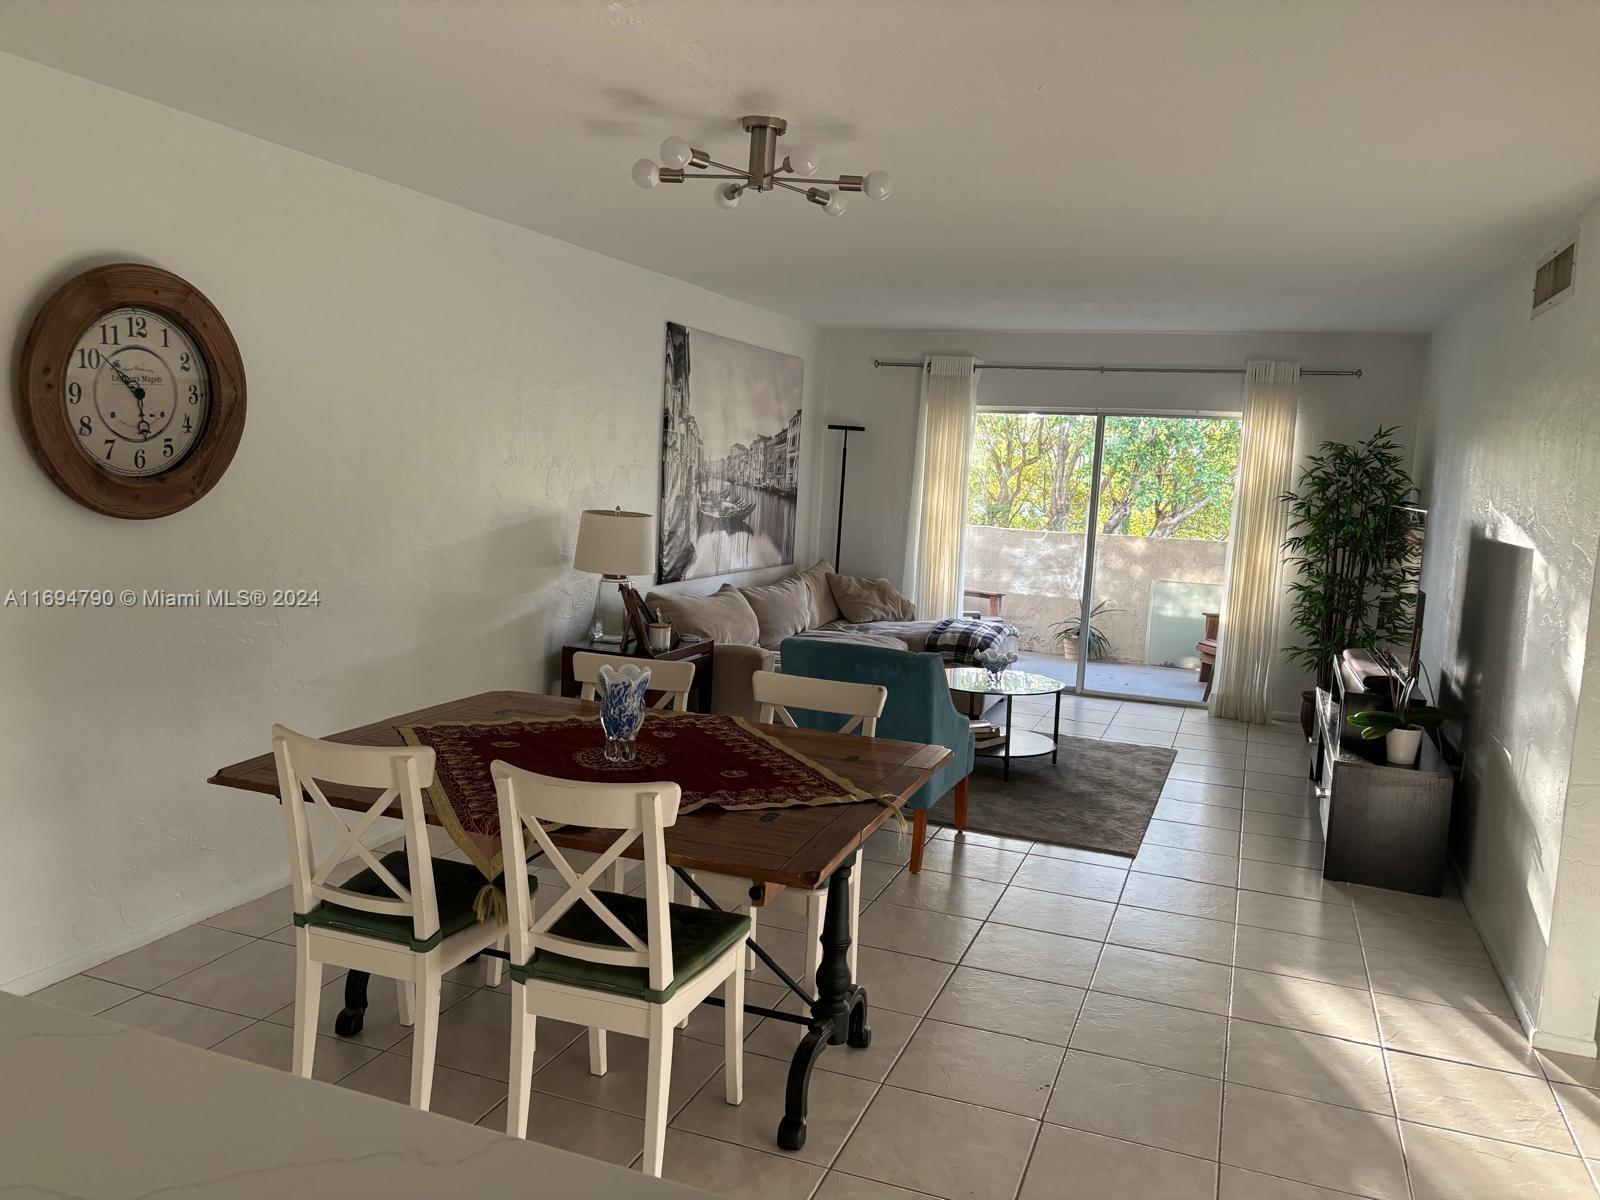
left=645, top=585, right=760, bottom=646
left=739, top=575, right=814, bottom=649
left=799, top=559, right=843, bottom=626
left=827, top=573, right=917, bottom=623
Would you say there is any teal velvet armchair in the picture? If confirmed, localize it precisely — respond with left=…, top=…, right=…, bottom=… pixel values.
left=777, top=638, right=975, bottom=872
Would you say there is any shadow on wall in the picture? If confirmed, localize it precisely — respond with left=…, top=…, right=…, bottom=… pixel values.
left=1438, top=527, right=1547, bottom=1003
left=411, top=509, right=579, bottom=691
left=307, top=509, right=579, bottom=718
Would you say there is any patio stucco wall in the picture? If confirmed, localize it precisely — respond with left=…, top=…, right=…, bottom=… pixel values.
left=963, top=526, right=1228, bottom=662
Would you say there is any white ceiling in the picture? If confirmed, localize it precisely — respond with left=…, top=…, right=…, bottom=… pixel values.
left=4, top=1, right=1599, bottom=333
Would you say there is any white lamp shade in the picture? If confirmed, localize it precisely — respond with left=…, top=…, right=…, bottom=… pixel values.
left=575, top=508, right=656, bottom=576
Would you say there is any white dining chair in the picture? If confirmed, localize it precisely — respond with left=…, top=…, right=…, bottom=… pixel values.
left=688, top=671, right=888, bottom=988
left=570, top=652, right=695, bottom=712
left=272, top=725, right=509, bottom=1112
left=493, top=763, right=746, bottom=1177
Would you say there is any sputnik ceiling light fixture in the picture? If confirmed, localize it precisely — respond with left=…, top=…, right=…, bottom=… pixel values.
left=632, top=115, right=892, bottom=215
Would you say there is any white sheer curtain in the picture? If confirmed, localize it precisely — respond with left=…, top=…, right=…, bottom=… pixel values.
left=1210, top=360, right=1300, bottom=723
left=904, top=355, right=979, bottom=618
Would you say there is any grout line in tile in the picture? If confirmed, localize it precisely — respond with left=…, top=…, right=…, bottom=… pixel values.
left=90, top=708, right=1542, bottom=1200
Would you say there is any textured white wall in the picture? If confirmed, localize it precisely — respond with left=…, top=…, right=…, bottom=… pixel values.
left=1414, top=195, right=1600, bottom=1049
left=0, top=54, right=822, bottom=990
left=819, top=329, right=1428, bottom=718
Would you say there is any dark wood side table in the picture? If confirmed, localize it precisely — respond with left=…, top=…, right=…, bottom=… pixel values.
left=559, top=638, right=716, bottom=712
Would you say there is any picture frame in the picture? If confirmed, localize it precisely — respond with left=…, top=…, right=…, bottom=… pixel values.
left=621, top=586, right=656, bottom=656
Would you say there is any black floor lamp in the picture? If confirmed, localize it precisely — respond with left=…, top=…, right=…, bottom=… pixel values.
left=827, top=423, right=865, bottom=569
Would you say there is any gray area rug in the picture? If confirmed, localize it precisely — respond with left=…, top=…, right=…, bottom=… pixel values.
left=929, top=735, right=1176, bottom=858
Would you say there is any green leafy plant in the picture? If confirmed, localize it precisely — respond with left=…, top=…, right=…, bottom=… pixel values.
left=1347, top=663, right=1461, bottom=739
left=965, top=413, right=1241, bottom=540
left=1281, top=428, right=1417, bottom=691
left=1050, top=600, right=1119, bottom=660
left=1348, top=688, right=1457, bottom=741
left=1347, top=703, right=1456, bottom=738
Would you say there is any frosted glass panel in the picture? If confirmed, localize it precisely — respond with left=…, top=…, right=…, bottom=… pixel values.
left=1146, top=580, right=1224, bottom=669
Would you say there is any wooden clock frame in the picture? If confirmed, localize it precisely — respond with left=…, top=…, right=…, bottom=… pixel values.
left=15, top=263, right=246, bottom=519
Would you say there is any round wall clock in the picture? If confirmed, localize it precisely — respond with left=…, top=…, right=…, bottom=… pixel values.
left=15, top=263, right=246, bottom=519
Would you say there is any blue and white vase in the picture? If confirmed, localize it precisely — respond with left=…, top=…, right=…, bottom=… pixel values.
left=597, top=663, right=651, bottom=763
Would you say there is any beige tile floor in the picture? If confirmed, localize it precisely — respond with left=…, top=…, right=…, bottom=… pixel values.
left=1012, top=649, right=1207, bottom=704
left=28, top=700, right=1600, bottom=1199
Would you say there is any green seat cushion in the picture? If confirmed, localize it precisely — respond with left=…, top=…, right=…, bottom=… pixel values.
left=294, top=851, right=527, bottom=952
left=510, top=890, right=750, bottom=1004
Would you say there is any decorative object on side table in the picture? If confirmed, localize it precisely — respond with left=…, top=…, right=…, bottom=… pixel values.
left=969, top=720, right=1006, bottom=751
left=575, top=506, right=656, bottom=644
left=1280, top=428, right=1418, bottom=737
left=973, top=634, right=1019, bottom=686
left=1050, top=600, right=1118, bottom=662
left=620, top=586, right=657, bottom=654
left=596, top=663, right=651, bottom=763
left=1346, top=656, right=1461, bottom=767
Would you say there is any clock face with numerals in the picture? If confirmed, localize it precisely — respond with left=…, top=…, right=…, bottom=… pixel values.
left=66, top=306, right=212, bottom=477
left=17, top=264, right=245, bottom=519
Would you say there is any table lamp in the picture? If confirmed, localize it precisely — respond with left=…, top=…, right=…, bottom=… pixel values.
left=575, top=506, right=656, bottom=644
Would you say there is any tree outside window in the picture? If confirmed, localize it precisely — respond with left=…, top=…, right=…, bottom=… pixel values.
left=966, top=413, right=1240, bottom=540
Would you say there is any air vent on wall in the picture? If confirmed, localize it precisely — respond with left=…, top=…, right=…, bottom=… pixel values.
left=1533, top=237, right=1577, bottom=317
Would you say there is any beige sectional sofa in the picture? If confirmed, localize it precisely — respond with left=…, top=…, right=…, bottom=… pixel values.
left=646, top=562, right=941, bottom=719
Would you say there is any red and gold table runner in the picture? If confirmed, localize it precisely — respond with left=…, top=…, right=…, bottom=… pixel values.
left=399, top=711, right=878, bottom=880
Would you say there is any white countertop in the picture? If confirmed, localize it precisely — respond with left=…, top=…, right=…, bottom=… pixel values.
left=0, top=990, right=709, bottom=1199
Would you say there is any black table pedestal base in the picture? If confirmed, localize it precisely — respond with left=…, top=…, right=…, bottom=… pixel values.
left=334, top=966, right=370, bottom=1036
left=777, top=857, right=869, bottom=1152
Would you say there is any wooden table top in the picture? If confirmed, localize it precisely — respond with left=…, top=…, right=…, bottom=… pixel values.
left=208, top=690, right=950, bottom=897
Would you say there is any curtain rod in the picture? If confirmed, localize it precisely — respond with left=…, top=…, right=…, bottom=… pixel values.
left=872, top=358, right=1362, bottom=378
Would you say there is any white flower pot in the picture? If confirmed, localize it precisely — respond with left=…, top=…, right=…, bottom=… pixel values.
left=1386, top=727, right=1423, bottom=766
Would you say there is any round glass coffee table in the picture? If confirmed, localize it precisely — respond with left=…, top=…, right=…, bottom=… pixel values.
left=945, top=666, right=1068, bottom=781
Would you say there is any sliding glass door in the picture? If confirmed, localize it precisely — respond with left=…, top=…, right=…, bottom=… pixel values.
left=962, top=410, right=1241, bottom=706
left=963, top=411, right=1097, bottom=679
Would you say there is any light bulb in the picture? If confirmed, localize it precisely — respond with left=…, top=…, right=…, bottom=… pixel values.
left=783, top=144, right=820, bottom=176
left=863, top=169, right=893, bottom=201
left=632, top=158, right=661, bottom=189
left=714, top=183, right=743, bottom=210
left=659, top=136, right=692, bottom=170
left=824, top=191, right=847, bottom=217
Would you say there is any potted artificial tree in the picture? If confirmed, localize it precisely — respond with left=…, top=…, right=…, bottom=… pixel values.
left=1281, top=428, right=1417, bottom=737
left=1050, top=601, right=1118, bottom=661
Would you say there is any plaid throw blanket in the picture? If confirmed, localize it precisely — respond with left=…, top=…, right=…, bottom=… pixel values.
left=927, top=617, right=1018, bottom=666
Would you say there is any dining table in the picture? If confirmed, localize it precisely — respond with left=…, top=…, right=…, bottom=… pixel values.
left=208, top=689, right=952, bottom=1153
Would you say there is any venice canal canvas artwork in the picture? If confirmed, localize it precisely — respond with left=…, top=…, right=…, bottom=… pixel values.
left=658, top=323, right=803, bottom=584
